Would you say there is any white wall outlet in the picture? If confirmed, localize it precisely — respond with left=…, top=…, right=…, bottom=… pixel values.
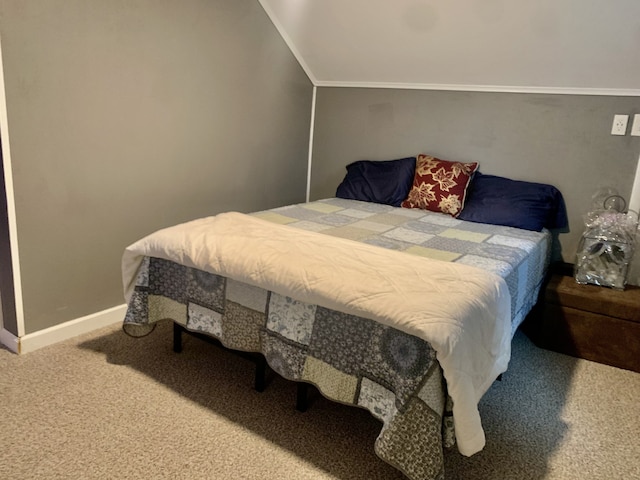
left=631, top=114, right=640, bottom=137
left=611, top=114, right=629, bottom=135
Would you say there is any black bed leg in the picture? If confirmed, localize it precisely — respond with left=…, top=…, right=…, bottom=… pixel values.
left=254, top=356, right=267, bottom=392
left=296, top=383, right=309, bottom=412
left=173, top=322, right=183, bottom=353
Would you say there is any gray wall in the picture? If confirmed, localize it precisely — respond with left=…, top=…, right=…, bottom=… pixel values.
left=311, top=87, right=640, bottom=263
left=0, top=0, right=312, bottom=334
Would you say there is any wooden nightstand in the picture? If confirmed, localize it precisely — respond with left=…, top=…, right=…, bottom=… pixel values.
left=529, top=274, right=640, bottom=373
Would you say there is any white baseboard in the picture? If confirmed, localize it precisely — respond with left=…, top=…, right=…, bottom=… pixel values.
left=0, top=328, right=19, bottom=353
left=8, top=304, right=127, bottom=354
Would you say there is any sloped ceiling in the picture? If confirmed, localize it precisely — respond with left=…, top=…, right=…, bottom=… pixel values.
left=259, top=0, right=640, bottom=94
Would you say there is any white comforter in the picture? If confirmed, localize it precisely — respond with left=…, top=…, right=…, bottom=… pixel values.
left=122, top=212, right=512, bottom=456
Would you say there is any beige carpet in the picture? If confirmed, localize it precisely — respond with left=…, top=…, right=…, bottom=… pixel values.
left=0, top=320, right=638, bottom=480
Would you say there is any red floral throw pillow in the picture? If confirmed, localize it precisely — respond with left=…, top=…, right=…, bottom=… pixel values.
left=401, top=154, right=478, bottom=217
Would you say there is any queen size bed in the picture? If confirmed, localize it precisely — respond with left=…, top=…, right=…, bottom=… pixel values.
left=121, top=154, right=567, bottom=480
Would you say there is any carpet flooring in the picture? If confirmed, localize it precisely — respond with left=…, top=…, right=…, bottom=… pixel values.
left=0, top=320, right=638, bottom=479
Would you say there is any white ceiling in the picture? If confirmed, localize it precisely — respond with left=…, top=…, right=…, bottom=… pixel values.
left=259, top=0, right=640, bottom=94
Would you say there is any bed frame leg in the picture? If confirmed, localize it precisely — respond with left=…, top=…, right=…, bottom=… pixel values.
left=254, top=356, right=267, bottom=392
left=172, top=321, right=268, bottom=392
left=296, top=383, right=309, bottom=412
left=173, top=322, right=183, bottom=353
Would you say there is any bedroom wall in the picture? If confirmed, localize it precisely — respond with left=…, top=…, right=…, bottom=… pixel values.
left=0, top=0, right=312, bottom=335
left=310, top=87, right=640, bottom=265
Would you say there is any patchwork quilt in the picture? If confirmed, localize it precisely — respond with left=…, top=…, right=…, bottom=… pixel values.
left=253, top=198, right=551, bottom=333
left=126, top=258, right=452, bottom=480
left=122, top=198, right=551, bottom=480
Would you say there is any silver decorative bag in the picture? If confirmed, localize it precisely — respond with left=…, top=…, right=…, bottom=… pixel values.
left=574, top=194, right=638, bottom=290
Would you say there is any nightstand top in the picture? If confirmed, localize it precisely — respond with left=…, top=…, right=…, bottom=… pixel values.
left=547, top=275, right=640, bottom=322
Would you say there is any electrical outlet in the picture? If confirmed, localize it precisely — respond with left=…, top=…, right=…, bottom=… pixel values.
left=611, top=114, right=629, bottom=135
left=631, top=114, right=640, bottom=136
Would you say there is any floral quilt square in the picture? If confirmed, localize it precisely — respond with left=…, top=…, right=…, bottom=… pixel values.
left=135, top=257, right=150, bottom=287
left=187, top=268, right=225, bottom=312
left=358, top=377, right=397, bottom=423
left=375, top=397, right=444, bottom=480
left=187, top=302, right=223, bottom=338
left=221, top=301, right=266, bottom=352
left=362, top=324, right=436, bottom=409
left=266, top=294, right=316, bottom=346
left=307, top=308, right=375, bottom=375
left=417, top=364, right=446, bottom=416
left=260, top=330, right=307, bottom=381
left=148, top=258, right=188, bottom=304
left=124, top=290, right=148, bottom=325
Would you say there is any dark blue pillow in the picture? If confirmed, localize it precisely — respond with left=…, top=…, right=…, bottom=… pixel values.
left=335, top=157, right=416, bottom=207
left=457, top=172, right=568, bottom=232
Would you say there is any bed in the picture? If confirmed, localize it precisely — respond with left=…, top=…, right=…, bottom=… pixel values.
left=121, top=154, right=567, bottom=480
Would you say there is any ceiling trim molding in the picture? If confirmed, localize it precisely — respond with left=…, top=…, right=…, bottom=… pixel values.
left=258, top=0, right=317, bottom=84
left=314, top=81, right=640, bottom=97
left=258, top=2, right=639, bottom=97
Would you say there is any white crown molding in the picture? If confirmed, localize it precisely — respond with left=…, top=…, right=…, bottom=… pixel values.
left=13, top=304, right=127, bottom=354
left=314, top=81, right=640, bottom=97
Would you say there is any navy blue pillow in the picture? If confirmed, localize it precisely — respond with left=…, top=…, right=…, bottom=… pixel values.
left=457, top=172, right=568, bottom=232
left=335, top=157, right=416, bottom=207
